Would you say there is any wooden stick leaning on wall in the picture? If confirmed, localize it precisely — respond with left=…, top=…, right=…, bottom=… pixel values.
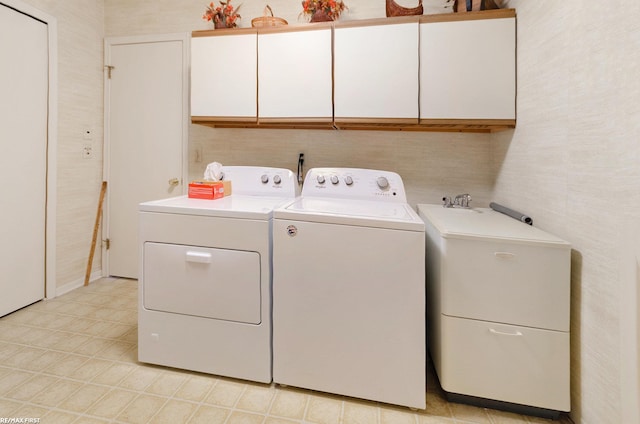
left=85, top=181, right=107, bottom=286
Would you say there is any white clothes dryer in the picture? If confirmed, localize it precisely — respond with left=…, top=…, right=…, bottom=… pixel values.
left=138, top=166, right=298, bottom=383
left=272, top=168, right=426, bottom=409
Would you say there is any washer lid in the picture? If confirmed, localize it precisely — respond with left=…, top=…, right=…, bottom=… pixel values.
left=417, top=204, right=570, bottom=247
left=275, top=197, right=424, bottom=231
left=140, top=195, right=294, bottom=219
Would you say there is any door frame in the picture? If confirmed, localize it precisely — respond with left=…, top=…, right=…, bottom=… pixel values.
left=1, top=0, right=58, bottom=300
left=102, top=33, right=190, bottom=277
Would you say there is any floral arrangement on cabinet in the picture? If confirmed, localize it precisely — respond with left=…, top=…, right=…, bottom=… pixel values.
left=203, top=0, right=241, bottom=29
left=301, top=0, right=348, bottom=22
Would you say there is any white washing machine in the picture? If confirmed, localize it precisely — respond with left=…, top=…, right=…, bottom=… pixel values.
left=138, top=166, right=298, bottom=383
left=272, top=168, right=426, bottom=409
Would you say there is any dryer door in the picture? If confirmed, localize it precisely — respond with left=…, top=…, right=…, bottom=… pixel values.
left=143, top=242, right=261, bottom=324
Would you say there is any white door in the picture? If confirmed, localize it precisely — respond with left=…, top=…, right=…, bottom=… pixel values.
left=0, top=4, right=48, bottom=316
left=105, top=35, right=188, bottom=279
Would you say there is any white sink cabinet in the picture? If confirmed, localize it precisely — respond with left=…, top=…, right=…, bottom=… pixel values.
left=418, top=204, right=571, bottom=416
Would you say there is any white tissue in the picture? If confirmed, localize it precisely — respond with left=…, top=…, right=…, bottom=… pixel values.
left=204, top=162, right=223, bottom=181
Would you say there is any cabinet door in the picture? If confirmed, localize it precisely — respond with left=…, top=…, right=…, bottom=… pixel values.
left=191, top=31, right=257, bottom=121
left=420, top=16, right=516, bottom=120
left=258, top=27, right=333, bottom=123
left=441, top=236, right=570, bottom=331
left=440, top=315, right=570, bottom=412
left=334, top=21, right=419, bottom=123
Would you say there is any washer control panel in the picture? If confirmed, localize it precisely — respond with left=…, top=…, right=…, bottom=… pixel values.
left=220, top=166, right=299, bottom=197
left=302, top=168, right=407, bottom=202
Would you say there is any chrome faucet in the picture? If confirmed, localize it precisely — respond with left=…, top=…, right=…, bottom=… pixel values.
left=442, top=193, right=472, bottom=208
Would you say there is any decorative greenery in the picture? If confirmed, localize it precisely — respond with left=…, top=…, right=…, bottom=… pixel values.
left=301, top=0, right=348, bottom=21
left=203, top=0, right=241, bottom=28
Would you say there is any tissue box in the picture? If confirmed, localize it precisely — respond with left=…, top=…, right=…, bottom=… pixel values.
left=188, top=181, right=224, bottom=200
left=188, top=180, right=232, bottom=200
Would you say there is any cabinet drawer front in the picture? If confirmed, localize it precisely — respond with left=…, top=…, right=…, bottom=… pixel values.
left=440, top=316, right=570, bottom=412
left=441, top=238, right=570, bottom=330
left=143, top=242, right=261, bottom=324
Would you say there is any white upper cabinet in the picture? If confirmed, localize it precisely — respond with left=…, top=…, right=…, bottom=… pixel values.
left=420, top=13, right=516, bottom=121
left=258, top=26, right=333, bottom=123
left=190, top=11, right=516, bottom=132
left=334, top=19, right=419, bottom=123
left=191, top=29, right=257, bottom=121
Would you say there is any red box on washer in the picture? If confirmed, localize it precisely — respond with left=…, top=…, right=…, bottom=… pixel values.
left=188, top=181, right=225, bottom=200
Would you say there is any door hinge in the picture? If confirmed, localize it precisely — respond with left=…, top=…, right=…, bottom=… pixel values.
left=103, top=238, right=111, bottom=250
left=105, top=65, right=115, bottom=79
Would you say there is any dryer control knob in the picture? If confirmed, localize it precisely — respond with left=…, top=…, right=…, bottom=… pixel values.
left=344, top=176, right=354, bottom=186
left=376, top=176, right=389, bottom=189
left=330, top=175, right=339, bottom=185
left=273, top=175, right=282, bottom=185
left=317, top=175, right=326, bottom=184
left=261, top=174, right=269, bottom=184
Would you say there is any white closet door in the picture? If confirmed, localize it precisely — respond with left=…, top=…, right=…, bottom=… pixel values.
left=106, top=36, right=187, bottom=279
left=0, top=4, right=48, bottom=316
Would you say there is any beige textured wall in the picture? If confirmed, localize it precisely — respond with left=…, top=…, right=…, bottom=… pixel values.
left=18, top=0, right=105, bottom=291
left=105, top=0, right=494, bottom=211
left=105, top=0, right=452, bottom=34
left=189, top=126, right=495, bottom=207
left=494, top=1, right=640, bottom=423
left=12, top=0, right=639, bottom=422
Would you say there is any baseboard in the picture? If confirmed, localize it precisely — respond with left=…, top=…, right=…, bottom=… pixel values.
left=53, top=270, right=103, bottom=298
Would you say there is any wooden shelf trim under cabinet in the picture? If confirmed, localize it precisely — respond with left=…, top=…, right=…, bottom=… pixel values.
left=192, top=116, right=257, bottom=126
left=192, top=118, right=515, bottom=132
left=334, top=117, right=419, bottom=129
left=417, top=119, right=516, bottom=133
left=192, top=117, right=335, bottom=130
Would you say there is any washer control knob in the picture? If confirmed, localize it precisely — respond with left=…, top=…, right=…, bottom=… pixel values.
left=273, top=175, right=282, bottom=185
left=376, top=176, right=389, bottom=190
left=330, top=175, right=339, bottom=185
left=317, top=175, right=325, bottom=184
left=261, top=174, right=269, bottom=184
left=344, top=176, right=354, bottom=186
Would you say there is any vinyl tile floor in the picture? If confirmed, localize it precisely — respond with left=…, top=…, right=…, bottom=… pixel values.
left=0, top=277, right=573, bottom=424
